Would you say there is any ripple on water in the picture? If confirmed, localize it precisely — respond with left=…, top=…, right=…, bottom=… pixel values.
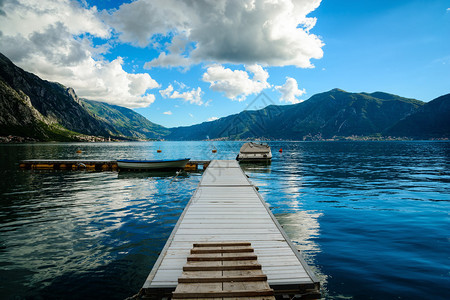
left=1, top=141, right=449, bottom=299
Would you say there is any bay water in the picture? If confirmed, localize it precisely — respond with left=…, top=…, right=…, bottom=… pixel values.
left=0, top=141, right=449, bottom=299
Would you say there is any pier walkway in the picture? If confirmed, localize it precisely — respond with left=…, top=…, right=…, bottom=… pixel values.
left=141, top=160, right=320, bottom=299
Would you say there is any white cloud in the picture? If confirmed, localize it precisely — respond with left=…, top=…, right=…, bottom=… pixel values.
left=163, top=111, right=172, bottom=115
left=159, top=84, right=204, bottom=105
left=202, top=64, right=270, bottom=101
left=144, top=52, right=191, bottom=69
left=0, top=0, right=110, bottom=38
left=111, top=0, right=324, bottom=68
left=0, top=0, right=158, bottom=108
left=275, top=77, right=306, bottom=104
left=189, top=113, right=194, bottom=118
left=207, top=117, right=219, bottom=122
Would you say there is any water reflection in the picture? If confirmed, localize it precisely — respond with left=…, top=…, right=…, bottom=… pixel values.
left=240, top=163, right=272, bottom=174
left=117, top=170, right=186, bottom=179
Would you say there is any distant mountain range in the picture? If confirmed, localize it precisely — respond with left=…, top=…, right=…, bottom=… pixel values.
left=167, top=89, right=430, bottom=140
left=0, top=52, right=448, bottom=142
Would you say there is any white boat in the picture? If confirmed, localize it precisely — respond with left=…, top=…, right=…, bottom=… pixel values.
left=236, top=142, right=272, bottom=163
left=117, top=158, right=190, bottom=170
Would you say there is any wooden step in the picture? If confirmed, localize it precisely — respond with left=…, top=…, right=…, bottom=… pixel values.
left=190, top=246, right=254, bottom=254
left=187, top=254, right=257, bottom=261
left=193, top=242, right=251, bottom=247
left=183, top=264, right=262, bottom=271
left=173, top=242, right=275, bottom=300
left=172, top=288, right=275, bottom=298
left=178, top=274, right=268, bottom=283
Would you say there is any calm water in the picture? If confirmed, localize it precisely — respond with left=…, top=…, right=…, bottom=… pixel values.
left=0, top=141, right=449, bottom=299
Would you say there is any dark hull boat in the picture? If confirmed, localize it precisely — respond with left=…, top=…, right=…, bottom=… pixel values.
left=117, top=158, right=190, bottom=171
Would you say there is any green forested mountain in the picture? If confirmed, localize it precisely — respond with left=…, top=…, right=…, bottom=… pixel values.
left=81, top=99, right=170, bottom=139
left=167, top=89, right=425, bottom=140
left=385, top=93, right=450, bottom=139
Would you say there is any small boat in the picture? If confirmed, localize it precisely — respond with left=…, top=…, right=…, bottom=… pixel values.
left=236, top=142, right=272, bottom=163
left=117, top=158, right=190, bottom=171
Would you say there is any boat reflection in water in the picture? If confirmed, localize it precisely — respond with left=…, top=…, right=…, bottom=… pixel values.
left=240, top=163, right=272, bottom=174
left=117, top=170, right=189, bottom=180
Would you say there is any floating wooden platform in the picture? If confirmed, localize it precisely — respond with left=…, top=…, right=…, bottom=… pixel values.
left=141, top=160, right=320, bottom=299
left=19, top=159, right=118, bottom=171
left=19, top=160, right=210, bottom=172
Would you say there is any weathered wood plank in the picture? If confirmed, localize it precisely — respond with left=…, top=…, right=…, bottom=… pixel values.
left=187, top=254, right=257, bottom=261
left=183, top=259, right=262, bottom=272
left=193, top=242, right=251, bottom=247
left=178, top=274, right=268, bottom=283
left=191, top=247, right=254, bottom=254
left=222, top=281, right=272, bottom=293
left=172, top=289, right=274, bottom=299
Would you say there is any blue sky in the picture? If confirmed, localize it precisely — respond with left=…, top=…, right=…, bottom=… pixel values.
left=0, top=0, right=448, bottom=128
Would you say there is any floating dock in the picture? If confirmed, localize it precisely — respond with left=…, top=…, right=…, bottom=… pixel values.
left=19, top=160, right=210, bottom=172
left=19, top=159, right=118, bottom=171
left=141, top=160, right=320, bottom=299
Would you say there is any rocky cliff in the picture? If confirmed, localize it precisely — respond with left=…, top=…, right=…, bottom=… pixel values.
left=0, top=53, right=112, bottom=140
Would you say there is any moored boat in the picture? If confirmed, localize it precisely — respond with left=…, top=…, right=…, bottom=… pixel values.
left=236, top=142, right=272, bottom=163
left=117, top=158, right=190, bottom=171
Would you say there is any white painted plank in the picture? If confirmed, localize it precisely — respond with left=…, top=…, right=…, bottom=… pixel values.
left=175, top=228, right=280, bottom=235
left=208, top=160, right=240, bottom=168
left=188, top=205, right=267, bottom=210
left=178, top=224, right=277, bottom=230
left=172, top=235, right=285, bottom=242
left=186, top=210, right=267, bottom=214
left=181, top=218, right=273, bottom=224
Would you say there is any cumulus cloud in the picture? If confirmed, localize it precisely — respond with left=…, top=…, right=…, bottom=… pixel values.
left=276, top=77, right=306, bottom=104
left=0, top=0, right=110, bottom=38
left=160, top=84, right=204, bottom=105
left=202, top=64, right=270, bottom=101
left=144, top=52, right=191, bottom=69
left=207, top=117, right=219, bottom=122
left=0, top=0, right=158, bottom=108
left=163, top=111, right=172, bottom=115
left=111, top=0, right=324, bottom=68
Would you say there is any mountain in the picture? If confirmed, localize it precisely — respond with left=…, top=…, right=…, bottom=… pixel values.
left=386, top=93, right=450, bottom=139
left=0, top=52, right=168, bottom=141
left=0, top=52, right=113, bottom=140
left=81, top=99, right=170, bottom=139
left=167, top=89, right=425, bottom=140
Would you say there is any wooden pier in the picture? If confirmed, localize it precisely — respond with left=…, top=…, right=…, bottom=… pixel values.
left=141, top=160, right=320, bottom=299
